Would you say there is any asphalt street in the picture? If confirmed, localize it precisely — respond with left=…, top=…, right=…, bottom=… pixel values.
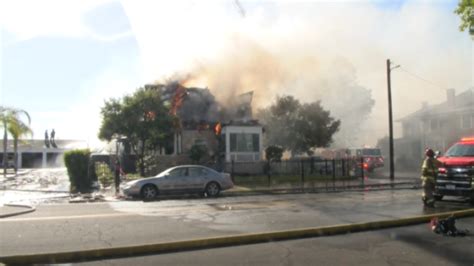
left=1, top=189, right=472, bottom=260
left=78, top=217, right=474, bottom=266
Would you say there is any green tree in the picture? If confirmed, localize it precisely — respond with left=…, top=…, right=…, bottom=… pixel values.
left=257, top=95, right=340, bottom=156
left=455, top=0, right=474, bottom=33
left=189, top=144, right=208, bottom=163
left=0, top=106, right=31, bottom=177
left=8, top=117, right=33, bottom=174
left=98, top=87, right=175, bottom=176
left=265, top=145, right=283, bottom=162
left=258, top=95, right=301, bottom=151
left=293, top=101, right=341, bottom=155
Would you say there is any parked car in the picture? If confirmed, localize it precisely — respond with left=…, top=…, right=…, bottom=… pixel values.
left=122, top=165, right=234, bottom=200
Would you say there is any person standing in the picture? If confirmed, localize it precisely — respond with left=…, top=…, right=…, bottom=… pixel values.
left=50, top=129, right=56, bottom=148
left=44, top=130, right=50, bottom=148
left=421, top=148, right=442, bottom=207
left=114, top=159, right=121, bottom=195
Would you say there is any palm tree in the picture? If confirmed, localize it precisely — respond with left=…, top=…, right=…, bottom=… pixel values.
left=8, top=118, right=33, bottom=174
left=1, top=106, right=31, bottom=177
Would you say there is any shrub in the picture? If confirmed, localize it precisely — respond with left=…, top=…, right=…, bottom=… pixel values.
left=265, top=145, right=284, bottom=162
left=189, top=144, right=208, bottom=163
left=64, top=149, right=91, bottom=193
left=95, top=162, right=114, bottom=188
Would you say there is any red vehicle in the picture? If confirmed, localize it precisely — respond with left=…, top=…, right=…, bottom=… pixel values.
left=435, top=137, right=474, bottom=204
left=348, top=148, right=384, bottom=172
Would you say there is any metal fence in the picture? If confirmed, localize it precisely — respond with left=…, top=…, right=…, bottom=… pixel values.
left=215, top=157, right=367, bottom=191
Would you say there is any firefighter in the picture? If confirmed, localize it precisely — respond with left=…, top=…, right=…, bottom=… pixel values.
left=421, top=148, right=442, bottom=207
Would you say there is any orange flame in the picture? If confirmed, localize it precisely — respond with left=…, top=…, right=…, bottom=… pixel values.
left=170, top=84, right=187, bottom=115
left=214, top=122, right=222, bottom=135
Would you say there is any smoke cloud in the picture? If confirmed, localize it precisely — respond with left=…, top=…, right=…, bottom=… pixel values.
left=123, top=0, right=472, bottom=147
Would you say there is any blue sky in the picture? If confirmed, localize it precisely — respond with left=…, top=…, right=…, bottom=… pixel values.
left=0, top=0, right=472, bottom=147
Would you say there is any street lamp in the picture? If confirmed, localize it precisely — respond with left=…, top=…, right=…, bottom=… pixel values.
left=387, top=59, right=399, bottom=181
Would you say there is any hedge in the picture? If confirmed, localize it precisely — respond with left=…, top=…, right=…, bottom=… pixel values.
left=64, top=149, right=91, bottom=193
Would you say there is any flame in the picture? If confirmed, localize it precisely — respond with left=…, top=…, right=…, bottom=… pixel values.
left=214, top=122, right=222, bottom=135
left=170, top=84, right=187, bottom=115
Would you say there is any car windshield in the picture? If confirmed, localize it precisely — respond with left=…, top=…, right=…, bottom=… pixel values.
left=444, top=143, right=474, bottom=157
left=362, top=149, right=382, bottom=156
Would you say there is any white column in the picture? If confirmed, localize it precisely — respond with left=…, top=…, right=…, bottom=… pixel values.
left=42, top=151, right=47, bottom=168
left=173, top=133, right=177, bottom=156
left=17, top=152, right=22, bottom=168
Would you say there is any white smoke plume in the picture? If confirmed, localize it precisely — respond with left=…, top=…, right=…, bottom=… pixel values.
left=123, top=0, right=472, bottom=147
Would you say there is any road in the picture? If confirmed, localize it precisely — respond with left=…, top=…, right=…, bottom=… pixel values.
left=78, top=217, right=474, bottom=266
left=0, top=189, right=473, bottom=264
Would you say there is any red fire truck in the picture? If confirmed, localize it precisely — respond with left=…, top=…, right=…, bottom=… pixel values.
left=347, top=147, right=384, bottom=172
left=435, top=137, right=474, bottom=204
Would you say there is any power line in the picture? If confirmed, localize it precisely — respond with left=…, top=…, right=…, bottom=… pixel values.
left=398, top=67, right=446, bottom=90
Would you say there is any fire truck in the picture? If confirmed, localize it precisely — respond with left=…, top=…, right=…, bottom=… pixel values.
left=435, top=137, right=474, bottom=204
left=347, top=147, right=384, bottom=172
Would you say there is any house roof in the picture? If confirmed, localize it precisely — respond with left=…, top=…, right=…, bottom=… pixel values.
left=397, top=88, right=474, bottom=123
left=3, top=139, right=87, bottom=152
left=223, top=120, right=262, bottom=127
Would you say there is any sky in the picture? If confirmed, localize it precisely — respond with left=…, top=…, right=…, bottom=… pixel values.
left=0, top=0, right=472, bottom=148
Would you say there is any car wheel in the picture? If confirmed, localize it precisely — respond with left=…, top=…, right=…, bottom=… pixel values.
left=205, top=182, right=221, bottom=197
left=141, top=184, right=158, bottom=200
left=434, top=195, right=443, bottom=201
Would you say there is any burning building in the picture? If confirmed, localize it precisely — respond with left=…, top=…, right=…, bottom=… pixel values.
left=145, top=82, right=263, bottom=167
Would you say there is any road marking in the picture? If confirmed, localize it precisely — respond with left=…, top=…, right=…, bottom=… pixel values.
left=0, top=212, right=135, bottom=222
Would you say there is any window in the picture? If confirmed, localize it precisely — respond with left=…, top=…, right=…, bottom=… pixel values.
left=194, top=138, right=207, bottom=146
left=168, top=168, right=187, bottom=177
left=230, top=133, right=259, bottom=152
left=430, top=119, right=439, bottom=131
left=189, top=167, right=208, bottom=177
left=461, top=114, right=472, bottom=129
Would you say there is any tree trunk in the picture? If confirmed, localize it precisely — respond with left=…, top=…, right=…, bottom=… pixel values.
left=13, top=137, right=18, bottom=175
left=139, top=140, right=146, bottom=177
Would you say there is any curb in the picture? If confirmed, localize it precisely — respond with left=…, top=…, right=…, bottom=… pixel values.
left=0, top=204, right=36, bottom=218
left=1, top=208, right=473, bottom=264
left=223, top=182, right=418, bottom=197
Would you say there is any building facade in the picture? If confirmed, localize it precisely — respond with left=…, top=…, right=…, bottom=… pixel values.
left=395, top=88, right=474, bottom=168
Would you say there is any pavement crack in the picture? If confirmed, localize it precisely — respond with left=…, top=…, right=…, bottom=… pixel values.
left=97, top=225, right=113, bottom=248
left=275, top=242, right=293, bottom=266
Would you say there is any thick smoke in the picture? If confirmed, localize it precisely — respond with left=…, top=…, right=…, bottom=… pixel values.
left=124, top=1, right=472, bottom=147
left=180, top=35, right=375, bottom=147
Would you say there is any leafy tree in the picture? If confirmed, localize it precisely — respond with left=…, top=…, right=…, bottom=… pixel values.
left=98, top=87, right=175, bottom=176
left=257, top=95, right=340, bottom=156
left=265, top=145, right=283, bottom=162
left=455, top=0, right=474, bottom=33
left=189, top=144, right=208, bottom=163
left=294, top=101, right=341, bottom=155
left=258, top=96, right=301, bottom=151
left=0, top=106, right=31, bottom=176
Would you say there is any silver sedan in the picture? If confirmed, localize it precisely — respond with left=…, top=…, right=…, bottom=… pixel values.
left=122, top=165, right=234, bottom=200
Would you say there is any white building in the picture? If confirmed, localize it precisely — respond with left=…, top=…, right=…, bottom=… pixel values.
left=221, top=121, right=263, bottom=162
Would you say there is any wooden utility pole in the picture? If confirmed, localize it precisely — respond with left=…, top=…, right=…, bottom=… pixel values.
left=386, top=59, right=398, bottom=181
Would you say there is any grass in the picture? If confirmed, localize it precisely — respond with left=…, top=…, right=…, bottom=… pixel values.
left=233, top=174, right=358, bottom=188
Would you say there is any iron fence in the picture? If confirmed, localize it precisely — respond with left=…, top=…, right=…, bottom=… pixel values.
left=213, top=157, right=367, bottom=191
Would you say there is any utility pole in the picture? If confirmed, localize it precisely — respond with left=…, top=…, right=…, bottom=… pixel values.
left=386, top=59, right=399, bottom=181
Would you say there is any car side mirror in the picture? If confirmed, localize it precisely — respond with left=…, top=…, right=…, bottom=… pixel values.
left=435, top=151, right=441, bottom=158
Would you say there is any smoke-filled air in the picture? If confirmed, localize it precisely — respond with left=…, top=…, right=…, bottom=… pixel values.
left=122, top=0, right=472, bottom=147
